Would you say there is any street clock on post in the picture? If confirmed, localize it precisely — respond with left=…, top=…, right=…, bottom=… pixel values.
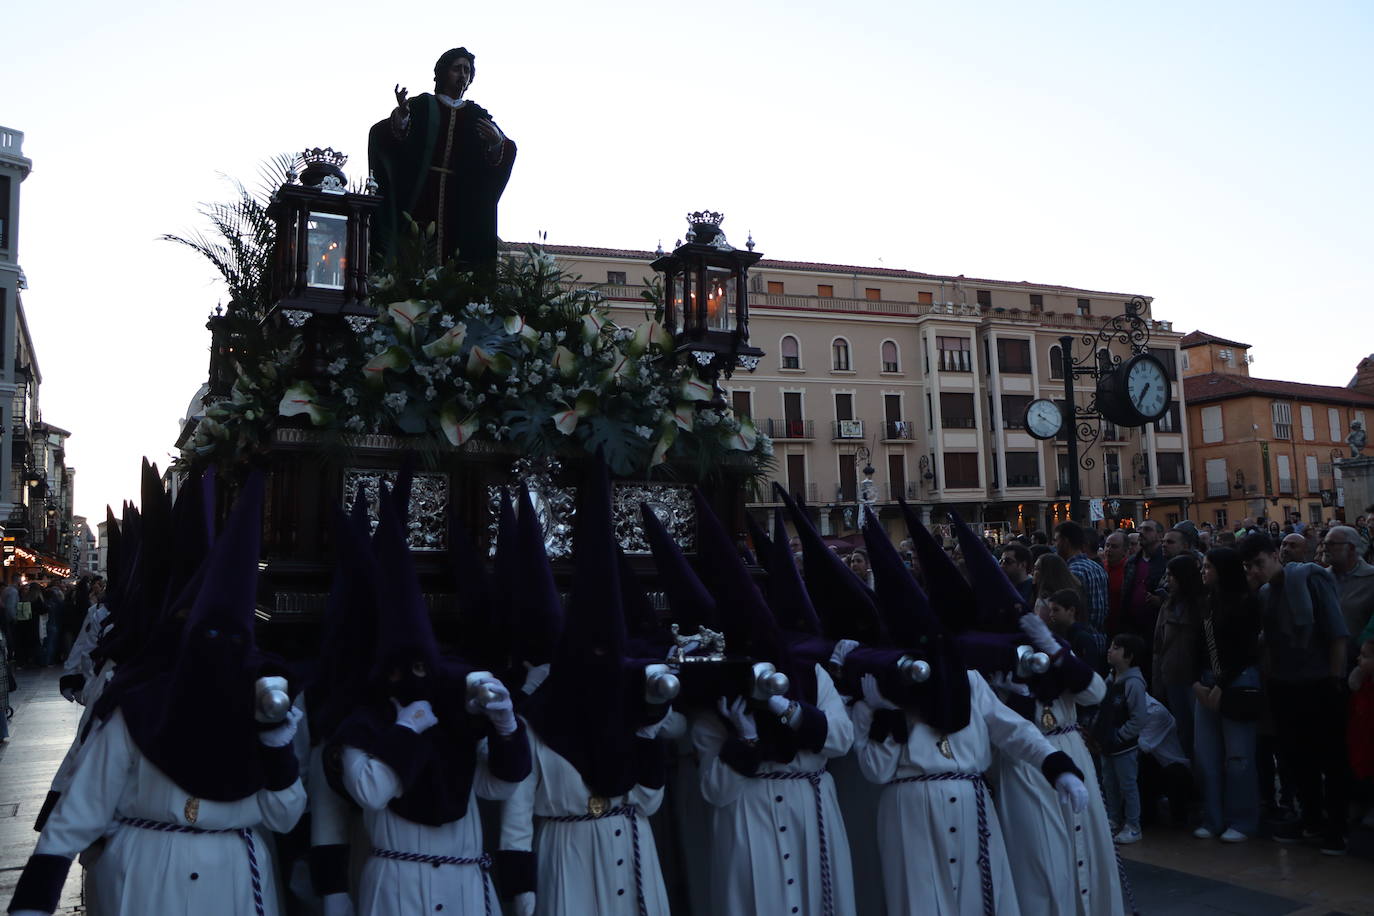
left=1023, top=398, right=1064, bottom=440
left=1095, top=352, right=1171, bottom=426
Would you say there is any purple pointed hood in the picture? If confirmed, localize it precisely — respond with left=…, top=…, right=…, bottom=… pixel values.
left=774, top=483, right=886, bottom=645
left=368, top=484, right=442, bottom=701
left=446, top=505, right=504, bottom=675
left=899, top=497, right=977, bottom=632
left=121, top=472, right=274, bottom=802
left=506, top=485, right=564, bottom=667
left=765, top=508, right=824, bottom=637
left=948, top=509, right=1032, bottom=631
left=333, top=484, right=488, bottom=827
left=618, top=545, right=669, bottom=656
left=691, top=488, right=790, bottom=672
left=162, top=469, right=211, bottom=614
left=640, top=502, right=718, bottom=635
left=526, top=457, right=640, bottom=798
left=745, top=511, right=773, bottom=574
left=308, top=493, right=381, bottom=744
left=860, top=506, right=971, bottom=733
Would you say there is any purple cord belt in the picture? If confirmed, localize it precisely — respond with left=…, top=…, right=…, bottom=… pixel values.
left=369, top=847, right=493, bottom=916
left=891, top=772, right=994, bottom=916
left=541, top=803, right=645, bottom=916
left=117, top=816, right=265, bottom=916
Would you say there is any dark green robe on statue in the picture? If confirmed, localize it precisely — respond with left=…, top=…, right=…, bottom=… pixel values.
left=368, top=93, right=516, bottom=265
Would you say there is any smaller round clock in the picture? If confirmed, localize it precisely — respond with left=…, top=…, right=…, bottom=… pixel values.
left=1023, top=398, right=1063, bottom=440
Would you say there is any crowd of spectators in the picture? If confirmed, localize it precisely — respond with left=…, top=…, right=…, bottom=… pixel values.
left=825, top=507, right=1374, bottom=855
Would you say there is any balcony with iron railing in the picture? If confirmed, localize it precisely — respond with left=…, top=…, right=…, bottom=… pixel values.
left=1307, top=478, right=1321, bottom=494
left=1278, top=477, right=1294, bottom=495
left=1004, top=474, right=1042, bottom=489
left=764, top=418, right=814, bottom=440
left=941, top=416, right=977, bottom=429
left=1206, top=481, right=1230, bottom=497
left=882, top=420, right=916, bottom=441
left=751, top=481, right=818, bottom=505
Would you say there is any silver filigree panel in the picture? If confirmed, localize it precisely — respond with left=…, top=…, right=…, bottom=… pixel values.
left=486, top=457, right=577, bottom=559
left=613, top=483, right=694, bottom=554
left=281, top=309, right=312, bottom=328
left=484, top=459, right=696, bottom=558
left=343, top=469, right=450, bottom=551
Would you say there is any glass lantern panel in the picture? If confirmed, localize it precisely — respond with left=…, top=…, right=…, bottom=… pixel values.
left=705, top=267, right=735, bottom=331
left=306, top=212, right=348, bottom=290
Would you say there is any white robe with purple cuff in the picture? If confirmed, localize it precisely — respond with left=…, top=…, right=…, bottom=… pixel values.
left=852, top=671, right=1066, bottom=916
left=691, top=664, right=857, bottom=916
left=990, top=674, right=1123, bottom=916
left=35, top=708, right=306, bottom=916
left=340, top=734, right=524, bottom=916
left=500, top=725, right=670, bottom=916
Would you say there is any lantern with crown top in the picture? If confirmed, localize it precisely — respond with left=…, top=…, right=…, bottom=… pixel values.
left=266, top=147, right=379, bottom=323
left=651, top=211, right=764, bottom=405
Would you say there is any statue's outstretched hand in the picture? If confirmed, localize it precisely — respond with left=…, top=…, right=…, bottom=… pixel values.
left=393, top=84, right=409, bottom=113
left=475, top=118, right=502, bottom=145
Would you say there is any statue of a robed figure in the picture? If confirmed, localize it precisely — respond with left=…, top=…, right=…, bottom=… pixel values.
left=368, top=47, right=517, bottom=265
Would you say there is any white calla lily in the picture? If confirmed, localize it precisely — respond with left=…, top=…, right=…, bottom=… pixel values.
left=420, top=322, right=467, bottom=358
left=387, top=300, right=431, bottom=338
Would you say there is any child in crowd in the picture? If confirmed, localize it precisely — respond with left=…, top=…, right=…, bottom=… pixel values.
left=1094, top=633, right=1149, bottom=844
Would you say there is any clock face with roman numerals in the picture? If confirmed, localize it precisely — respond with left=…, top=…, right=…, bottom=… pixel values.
left=1125, top=354, right=1170, bottom=422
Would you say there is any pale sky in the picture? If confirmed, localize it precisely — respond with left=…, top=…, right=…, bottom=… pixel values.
left=3, top=0, right=1371, bottom=524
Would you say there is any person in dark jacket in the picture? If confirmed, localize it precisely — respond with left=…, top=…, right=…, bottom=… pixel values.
left=1190, top=547, right=1263, bottom=843
left=1154, top=554, right=1205, bottom=755
left=1096, top=633, right=1148, bottom=844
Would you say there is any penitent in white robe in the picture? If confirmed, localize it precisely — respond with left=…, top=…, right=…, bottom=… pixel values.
left=691, top=664, right=857, bottom=916
left=852, top=671, right=1065, bottom=916
left=340, top=735, right=524, bottom=916
left=500, top=725, right=671, bottom=916
left=35, top=708, right=306, bottom=916
left=990, top=674, right=1124, bottom=916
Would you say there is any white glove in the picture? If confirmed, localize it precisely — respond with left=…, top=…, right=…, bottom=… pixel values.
left=322, top=893, right=355, bottom=916
left=60, top=685, right=79, bottom=702
left=254, top=676, right=292, bottom=723
left=636, top=709, right=673, bottom=740
left=829, top=638, right=859, bottom=668
left=513, top=892, right=536, bottom=916
left=987, top=671, right=1032, bottom=697
left=392, top=698, right=438, bottom=734
left=766, top=695, right=790, bottom=717
left=259, top=704, right=303, bottom=748
left=860, top=673, right=900, bottom=711
left=1018, top=613, right=1061, bottom=658
left=470, top=678, right=517, bottom=736
left=717, top=696, right=758, bottom=741
left=1055, top=772, right=1089, bottom=813
left=521, top=662, right=550, bottom=696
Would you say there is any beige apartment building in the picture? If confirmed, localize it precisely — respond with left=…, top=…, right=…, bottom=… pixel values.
left=524, top=242, right=1191, bottom=541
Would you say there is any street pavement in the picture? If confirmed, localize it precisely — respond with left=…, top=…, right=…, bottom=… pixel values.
left=2, top=665, right=1371, bottom=915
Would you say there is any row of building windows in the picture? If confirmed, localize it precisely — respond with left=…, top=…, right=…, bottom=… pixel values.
left=779, top=333, right=1180, bottom=384
left=776, top=448, right=1186, bottom=499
